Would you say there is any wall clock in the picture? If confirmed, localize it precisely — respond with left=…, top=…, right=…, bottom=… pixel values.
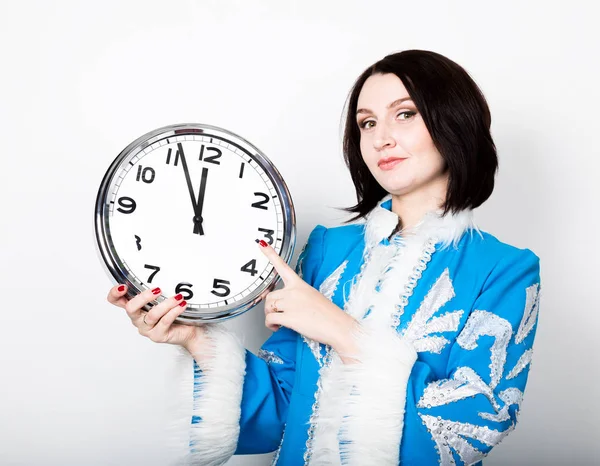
left=95, top=123, right=296, bottom=324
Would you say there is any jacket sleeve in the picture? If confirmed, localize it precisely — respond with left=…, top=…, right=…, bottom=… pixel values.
left=185, top=225, right=327, bottom=464
left=338, top=248, right=541, bottom=466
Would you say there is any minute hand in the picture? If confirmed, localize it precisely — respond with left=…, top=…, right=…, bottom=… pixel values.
left=195, top=167, right=209, bottom=236
left=177, top=143, right=203, bottom=235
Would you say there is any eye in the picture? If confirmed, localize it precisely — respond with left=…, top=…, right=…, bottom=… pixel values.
left=359, top=120, right=376, bottom=130
left=397, top=111, right=416, bottom=120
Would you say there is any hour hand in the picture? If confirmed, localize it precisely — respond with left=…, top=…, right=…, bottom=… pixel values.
left=194, top=167, right=209, bottom=235
left=177, top=143, right=203, bottom=235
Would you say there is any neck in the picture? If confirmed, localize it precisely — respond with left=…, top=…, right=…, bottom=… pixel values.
left=390, top=176, right=448, bottom=230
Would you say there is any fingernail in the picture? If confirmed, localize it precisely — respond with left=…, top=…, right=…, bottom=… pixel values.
left=118, top=285, right=125, bottom=292
left=152, top=287, right=161, bottom=295
left=174, top=293, right=183, bottom=301
left=259, top=240, right=268, bottom=248
left=179, top=300, right=187, bottom=307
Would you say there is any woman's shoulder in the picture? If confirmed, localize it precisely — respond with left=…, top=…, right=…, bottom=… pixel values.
left=458, top=229, right=540, bottom=271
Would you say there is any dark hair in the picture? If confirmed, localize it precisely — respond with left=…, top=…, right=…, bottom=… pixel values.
left=340, top=49, right=498, bottom=223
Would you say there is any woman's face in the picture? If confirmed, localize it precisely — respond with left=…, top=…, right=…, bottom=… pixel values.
left=356, top=73, right=448, bottom=200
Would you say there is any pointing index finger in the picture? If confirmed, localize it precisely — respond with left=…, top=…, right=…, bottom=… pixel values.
left=257, top=239, right=297, bottom=284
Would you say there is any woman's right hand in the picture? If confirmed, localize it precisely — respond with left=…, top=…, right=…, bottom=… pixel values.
left=106, top=284, right=206, bottom=353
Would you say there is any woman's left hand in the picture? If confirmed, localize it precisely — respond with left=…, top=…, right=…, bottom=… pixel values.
left=257, top=240, right=358, bottom=352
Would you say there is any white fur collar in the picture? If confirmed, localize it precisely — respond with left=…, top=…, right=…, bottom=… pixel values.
left=364, top=194, right=479, bottom=250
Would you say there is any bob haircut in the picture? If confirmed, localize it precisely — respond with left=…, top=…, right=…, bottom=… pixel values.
left=341, top=49, right=498, bottom=223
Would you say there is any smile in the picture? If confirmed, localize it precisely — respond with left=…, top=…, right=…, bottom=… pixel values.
left=378, top=158, right=407, bottom=171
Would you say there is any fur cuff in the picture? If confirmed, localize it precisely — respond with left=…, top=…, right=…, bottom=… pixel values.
left=339, top=325, right=417, bottom=465
left=169, top=324, right=246, bottom=466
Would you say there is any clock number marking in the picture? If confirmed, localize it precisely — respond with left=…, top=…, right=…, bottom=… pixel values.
left=166, top=147, right=180, bottom=166
left=251, top=192, right=270, bottom=210
left=144, top=264, right=160, bottom=283
left=241, top=259, right=258, bottom=277
left=136, top=165, right=155, bottom=183
left=135, top=235, right=142, bottom=251
left=211, top=279, right=231, bottom=298
left=175, top=282, right=194, bottom=300
left=117, top=196, right=136, bottom=214
left=258, top=228, right=275, bottom=245
left=199, top=145, right=222, bottom=165
left=239, top=162, right=245, bottom=179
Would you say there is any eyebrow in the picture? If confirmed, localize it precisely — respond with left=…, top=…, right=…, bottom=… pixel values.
left=356, top=97, right=413, bottom=115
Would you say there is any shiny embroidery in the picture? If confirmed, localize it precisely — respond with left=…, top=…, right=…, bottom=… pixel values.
left=391, top=238, right=437, bottom=329
left=303, top=261, right=349, bottom=367
left=257, top=349, right=283, bottom=365
left=456, top=310, right=513, bottom=389
left=506, top=349, right=533, bottom=380
left=402, top=268, right=464, bottom=354
left=479, top=388, right=524, bottom=423
left=417, top=367, right=500, bottom=412
left=271, top=425, right=286, bottom=466
left=420, top=414, right=512, bottom=465
left=515, top=284, right=540, bottom=344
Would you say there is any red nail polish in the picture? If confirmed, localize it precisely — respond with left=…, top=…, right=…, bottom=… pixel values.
left=118, top=285, right=125, bottom=292
left=152, top=287, right=161, bottom=295
left=259, top=240, right=268, bottom=248
left=179, top=300, right=187, bottom=307
left=174, top=293, right=183, bottom=300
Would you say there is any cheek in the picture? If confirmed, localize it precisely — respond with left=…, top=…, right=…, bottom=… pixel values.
left=359, top=137, right=377, bottom=168
left=394, top=123, right=435, bottom=154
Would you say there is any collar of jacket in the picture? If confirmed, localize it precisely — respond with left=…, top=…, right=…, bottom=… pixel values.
left=363, top=194, right=480, bottom=250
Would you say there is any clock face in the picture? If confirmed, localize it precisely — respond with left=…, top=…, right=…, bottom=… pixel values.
left=96, top=125, right=295, bottom=322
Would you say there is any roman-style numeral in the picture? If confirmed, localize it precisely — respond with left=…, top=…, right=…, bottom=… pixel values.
left=166, top=147, right=180, bottom=166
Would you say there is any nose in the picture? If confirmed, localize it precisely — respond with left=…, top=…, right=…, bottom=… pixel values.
left=373, top=122, right=396, bottom=151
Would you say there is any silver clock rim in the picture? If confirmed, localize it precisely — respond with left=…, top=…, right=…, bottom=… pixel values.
left=94, top=123, right=296, bottom=324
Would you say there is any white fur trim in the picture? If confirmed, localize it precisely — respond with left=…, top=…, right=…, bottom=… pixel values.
left=365, top=194, right=480, bottom=250
left=340, top=325, right=418, bottom=465
left=168, top=324, right=246, bottom=466
left=308, top=195, right=475, bottom=465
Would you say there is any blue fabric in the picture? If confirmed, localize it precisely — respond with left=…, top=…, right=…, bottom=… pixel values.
left=193, top=206, right=541, bottom=465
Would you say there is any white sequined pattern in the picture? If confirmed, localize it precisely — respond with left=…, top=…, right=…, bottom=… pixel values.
left=303, top=261, right=349, bottom=367
left=506, top=349, right=533, bottom=380
left=420, top=414, right=512, bottom=465
left=402, top=268, right=464, bottom=354
left=456, top=310, right=513, bottom=389
left=515, top=284, right=541, bottom=344
left=257, top=349, right=284, bottom=365
left=417, top=366, right=500, bottom=412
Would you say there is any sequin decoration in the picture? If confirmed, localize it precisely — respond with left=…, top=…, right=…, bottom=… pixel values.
left=402, top=268, right=464, bottom=354
left=271, top=424, right=286, bottom=466
left=419, top=413, right=513, bottom=465
left=456, top=310, right=512, bottom=389
left=506, top=349, right=533, bottom=380
left=302, top=261, right=349, bottom=367
left=479, top=388, right=524, bottom=423
left=257, top=349, right=284, bottom=365
left=391, top=238, right=437, bottom=330
left=515, top=284, right=541, bottom=344
left=417, top=366, right=500, bottom=412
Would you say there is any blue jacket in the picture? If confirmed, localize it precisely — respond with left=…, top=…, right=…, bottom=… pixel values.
left=185, top=198, right=541, bottom=466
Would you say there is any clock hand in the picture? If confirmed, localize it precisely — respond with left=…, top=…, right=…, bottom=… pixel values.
left=177, top=143, right=202, bottom=235
left=194, top=167, right=209, bottom=235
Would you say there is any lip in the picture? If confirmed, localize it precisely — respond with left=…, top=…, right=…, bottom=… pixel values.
left=378, top=157, right=407, bottom=170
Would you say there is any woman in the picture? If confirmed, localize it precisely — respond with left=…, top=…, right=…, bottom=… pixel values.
left=107, top=50, right=541, bottom=466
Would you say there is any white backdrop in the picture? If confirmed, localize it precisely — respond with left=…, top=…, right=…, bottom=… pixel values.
left=1, top=1, right=598, bottom=465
